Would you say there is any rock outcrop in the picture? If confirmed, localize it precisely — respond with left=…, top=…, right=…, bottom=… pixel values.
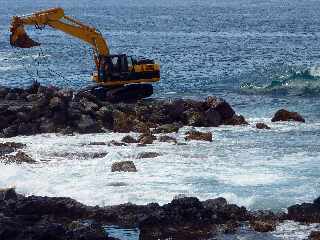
left=0, top=83, right=247, bottom=138
left=271, top=109, right=305, bottom=123
left=111, top=161, right=137, bottom=172
left=185, top=130, right=213, bottom=142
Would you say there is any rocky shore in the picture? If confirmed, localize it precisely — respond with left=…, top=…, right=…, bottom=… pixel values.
left=0, top=82, right=250, bottom=138
left=0, top=188, right=319, bottom=240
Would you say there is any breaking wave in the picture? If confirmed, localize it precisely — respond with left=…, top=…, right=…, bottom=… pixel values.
left=240, top=66, right=320, bottom=96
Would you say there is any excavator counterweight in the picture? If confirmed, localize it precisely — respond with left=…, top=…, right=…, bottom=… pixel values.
left=9, top=8, right=160, bottom=102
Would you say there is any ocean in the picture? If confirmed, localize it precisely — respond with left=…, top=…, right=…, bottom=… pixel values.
left=0, top=0, right=320, bottom=239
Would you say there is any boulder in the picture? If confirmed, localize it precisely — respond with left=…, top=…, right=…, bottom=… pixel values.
left=256, top=122, right=271, bottom=129
left=250, top=220, right=276, bottom=232
left=121, top=135, right=138, bottom=144
left=3, top=125, right=18, bottom=138
left=158, top=135, right=177, bottom=143
left=137, top=152, right=161, bottom=159
left=183, top=110, right=207, bottom=126
left=49, top=96, right=65, bottom=110
left=0, top=187, right=19, bottom=201
left=205, top=96, right=235, bottom=120
left=152, top=123, right=180, bottom=134
left=80, top=99, right=99, bottom=114
left=205, top=108, right=222, bottom=127
left=271, top=109, right=305, bottom=122
left=0, top=142, right=26, bottom=156
left=185, top=130, right=212, bottom=142
left=138, top=133, right=156, bottom=145
left=1, top=151, right=36, bottom=164
left=76, top=115, right=101, bottom=134
left=95, top=106, right=113, bottom=129
left=223, top=115, right=248, bottom=125
left=287, top=197, right=320, bottom=222
left=111, top=161, right=137, bottom=172
left=309, top=231, right=320, bottom=240
left=112, top=110, right=132, bottom=133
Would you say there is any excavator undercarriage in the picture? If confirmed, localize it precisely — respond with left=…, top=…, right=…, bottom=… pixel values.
left=9, top=8, right=160, bottom=102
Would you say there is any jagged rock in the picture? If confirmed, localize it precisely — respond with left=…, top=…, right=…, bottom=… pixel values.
left=223, top=114, right=248, bottom=125
left=49, top=96, right=64, bottom=110
left=221, top=220, right=240, bottom=234
left=3, top=125, right=18, bottom=138
left=256, top=122, right=271, bottom=129
left=138, top=133, right=156, bottom=144
left=39, top=120, right=56, bottom=133
left=80, top=99, right=99, bottom=114
left=76, top=115, right=101, bottom=134
left=121, top=135, right=138, bottom=144
left=17, top=122, right=38, bottom=135
left=183, top=109, right=207, bottom=126
left=287, top=197, right=320, bottom=222
left=250, top=220, right=276, bottom=232
left=88, top=142, right=107, bottom=146
left=111, top=161, right=137, bottom=172
left=5, top=92, right=18, bottom=101
left=0, top=187, right=19, bottom=201
left=158, top=135, right=177, bottom=143
left=0, top=142, right=26, bottom=155
left=95, top=106, right=113, bottom=129
left=271, top=109, right=305, bottom=123
left=205, top=108, right=222, bottom=127
left=137, top=152, right=161, bottom=159
left=112, top=110, right=132, bottom=133
left=185, top=130, right=212, bottom=142
left=152, top=123, right=180, bottom=134
left=309, top=231, right=320, bottom=240
left=0, top=87, right=9, bottom=98
left=1, top=151, right=36, bottom=164
left=107, top=140, right=127, bottom=146
left=205, top=96, right=235, bottom=120
left=57, top=88, right=73, bottom=102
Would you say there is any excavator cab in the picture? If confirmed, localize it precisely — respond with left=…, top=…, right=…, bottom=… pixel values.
left=95, top=54, right=160, bottom=87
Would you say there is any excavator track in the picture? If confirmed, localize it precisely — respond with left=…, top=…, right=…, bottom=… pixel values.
left=80, top=84, right=153, bottom=102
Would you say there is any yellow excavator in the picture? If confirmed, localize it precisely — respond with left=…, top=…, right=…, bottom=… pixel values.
left=9, top=8, right=160, bottom=101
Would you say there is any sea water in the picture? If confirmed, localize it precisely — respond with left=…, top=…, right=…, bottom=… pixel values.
left=0, top=0, right=320, bottom=239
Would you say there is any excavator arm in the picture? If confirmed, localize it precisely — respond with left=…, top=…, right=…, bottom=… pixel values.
left=10, top=8, right=109, bottom=67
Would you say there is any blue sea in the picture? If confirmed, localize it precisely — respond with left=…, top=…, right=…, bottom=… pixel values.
left=0, top=0, right=320, bottom=239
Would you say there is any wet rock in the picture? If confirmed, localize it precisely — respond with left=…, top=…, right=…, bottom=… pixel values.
left=271, top=109, right=305, bottom=123
left=205, top=108, right=222, bottom=127
left=221, top=220, right=240, bottom=234
left=0, top=187, right=19, bottom=201
left=250, top=220, right=276, bottom=232
left=5, top=92, right=18, bottom=101
left=287, top=197, right=320, bottom=222
left=137, top=152, right=161, bottom=159
left=88, top=142, right=107, bottom=146
left=121, top=135, right=138, bottom=144
left=67, top=219, right=106, bottom=240
left=183, top=109, right=207, bottom=126
left=256, top=122, right=271, bottom=129
left=107, top=140, right=127, bottom=146
left=1, top=150, right=35, bottom=164
left=49, top=96, right=65, bottom=110
left=205, top=96, right=235, bottom=120
left=0, top=87, right=8, bottom=98
left=26, top=93, right=40, bottom=102
left=0, top=142, right=26, bottom=155
left=111, top=161, right=137, bottom=172
left=80, top=99, right=99, bottom=114
left=112, top=110, right=132, bottom=133
left=95, top=106, right=113, bottom=129
left=3, top=125, right=18, bottom=138
left=138, top=133, right=156, bottom=144
left=76, top=115, right=101, bottom=134
left=152, top=123, right=180, bottom=134
left=39, top=119, right=56, bottom=133
left=158, top=135, right=177, bottom=143
left=223, top=114, right=248, bottom=125
left=309, top=231, right=320, bottom=240
left=185, top=130, right=213, bottom=142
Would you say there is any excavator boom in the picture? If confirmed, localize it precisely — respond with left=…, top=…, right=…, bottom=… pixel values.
left=10, top=8, right=109, bottom=56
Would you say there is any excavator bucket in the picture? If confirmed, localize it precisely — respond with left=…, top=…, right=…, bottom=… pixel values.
left=10, top=22, right=40, bottom=48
